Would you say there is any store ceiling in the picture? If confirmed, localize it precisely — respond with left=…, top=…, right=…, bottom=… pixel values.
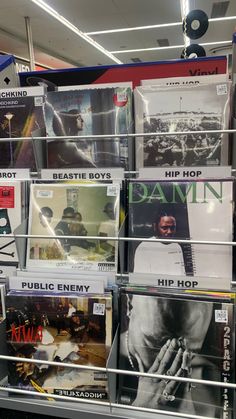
left=0, top=0, right=235, bottom=69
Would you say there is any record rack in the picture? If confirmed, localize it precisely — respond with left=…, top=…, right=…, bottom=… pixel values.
left=0, top=124, right=235, bottom=419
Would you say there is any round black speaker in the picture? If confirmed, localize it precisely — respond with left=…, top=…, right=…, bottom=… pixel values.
left=181, top=44, right=206, bottom=59
left=183, top=9, right=209, bottom=40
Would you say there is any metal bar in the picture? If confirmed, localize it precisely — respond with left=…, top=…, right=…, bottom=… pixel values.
left=0, top=128, right=235, bottom=143
left=111, top=403, right=216, bottom=419
left=24, top=17, right=35, bottom=71
left=0, top=354, right=235, bottom=389
left=9, top=233, right=236, bottom=246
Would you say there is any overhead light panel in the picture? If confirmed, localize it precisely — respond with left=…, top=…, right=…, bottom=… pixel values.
left=28, top=0, right=123, bottom=64
left=86, top=16, right=236, bottom=36
left=110, top=40, right=232, bottom=54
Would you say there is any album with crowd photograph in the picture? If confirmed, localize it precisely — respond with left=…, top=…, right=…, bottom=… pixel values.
left=134, top=82, right=231, bottom=170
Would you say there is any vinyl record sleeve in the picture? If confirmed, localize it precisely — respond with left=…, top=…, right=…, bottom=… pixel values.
left=118, top=289, right=235, bottom=418
left=134, top=82, right=231, bottom=169
left=128, top=179, right=232, bottom=288
left=0, top=181, right=22, bottom=277
left=6, top=292, right=112, bottom=399
left=0, top=86, right=45, bottom=169
left=26, top=183, right=120, bottom=272
left=44, top=84, right=133, bottom=170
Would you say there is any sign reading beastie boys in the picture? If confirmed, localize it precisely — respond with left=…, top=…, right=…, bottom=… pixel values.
left=41, top=168, right=124, bottom=181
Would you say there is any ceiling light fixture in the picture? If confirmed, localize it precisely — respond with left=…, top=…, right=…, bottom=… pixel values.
left=28, top=0, right=123, bottom=64
left=85, top=16, right=236, bottom=36
left=110, top=40, right=232, bottom=54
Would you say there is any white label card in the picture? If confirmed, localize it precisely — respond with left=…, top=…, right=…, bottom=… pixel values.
left=139, top=166, right=232, bottom=180
left=9, top=276, right=104, bottom=294
left=41, top=168, right=124, bottom=181
left=0, top=169, right=30, bottom=180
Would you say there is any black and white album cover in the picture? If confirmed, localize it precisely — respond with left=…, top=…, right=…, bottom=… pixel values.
left=134, top=82, right=231, bottom=169
left=27, top=183, right=120, bottom=272
left=128, top=179, right=232, bottom=289
left=0, top=86, right=45, bottom=169
left=119, top=288, right=234, bottom=418
left=44, top=84, right=133, bottom=170
left=6, top=292, right=112, bottom=398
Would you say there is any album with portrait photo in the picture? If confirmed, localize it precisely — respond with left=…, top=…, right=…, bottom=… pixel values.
left=128, top=179, right=232, bottom=289
left=44, top=83, right=133, bottom=170
left=118, top=287, right=235, bottom=418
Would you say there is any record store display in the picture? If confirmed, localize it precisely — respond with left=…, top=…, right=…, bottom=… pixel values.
left=0, top=43, right=234, bottom=419
left=27, top=183, right=120, bottom=272
left=119, top=288, right=234, bottom=418
left=134, top=82, right=231, bottom=169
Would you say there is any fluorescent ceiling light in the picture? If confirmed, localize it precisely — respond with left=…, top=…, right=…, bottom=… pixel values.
left=110, top=40, right=232, bottom=54
left=86, top=16, right=236, bottom=36
left=86, top=22, right=182, bottom=35
left=28, top=0, right=122, bottom=64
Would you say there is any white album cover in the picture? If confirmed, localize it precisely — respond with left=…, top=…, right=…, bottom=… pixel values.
left=27, top=183, right=120, bottom=272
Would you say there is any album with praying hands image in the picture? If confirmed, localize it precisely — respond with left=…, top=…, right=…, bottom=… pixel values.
left=134, top=82, right=231, bottom=170
left=128, top=179, right=233, bottom=290
left=118, top=287, right=235, bottom=418
left=44, top=83, right=133, bottom=170
left=0, top=86, right=45, bottom=169
left=6, top=292, right=112, bottom=399
left=26, top=182, right=120, bottom=272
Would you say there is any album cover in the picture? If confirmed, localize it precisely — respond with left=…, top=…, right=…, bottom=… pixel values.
left=0, top=181, right=22, bottom=277
left=118, top=288, right=235, bottom=418
left=44, top=84, right=133, bottom=170
left=26, top=183, right=120, bottom=271
left=128, top=179, right=232, bottom=288
left=0, top=86, right=45, bottom=169
left=6, top=292, right=112, bottom=398
left=134, top=82, right=231, bottom=169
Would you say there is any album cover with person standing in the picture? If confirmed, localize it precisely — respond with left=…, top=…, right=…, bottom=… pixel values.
left=44, top=83, right=133, bottom=170
left=134, top=82, right=231, bottom=170
left=128, top=179, right=232, bottom=289
left=27, top=183, right=120, bottom=272
left=6, top=292, right=112, bottom=399
left=118, top=287, right=235, bottom=418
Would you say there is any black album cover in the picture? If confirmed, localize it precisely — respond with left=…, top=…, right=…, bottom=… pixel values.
left=0, top=86, right=45, bottom=169
left=128, top=180, right=232, bottom=289
left=134, top=82, right=231, bottom=169
left=6, top=292, right=112, bottom=399
left=118, top=289, right=234, bottom=418
left=44, top=84, right=133, bottom=170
